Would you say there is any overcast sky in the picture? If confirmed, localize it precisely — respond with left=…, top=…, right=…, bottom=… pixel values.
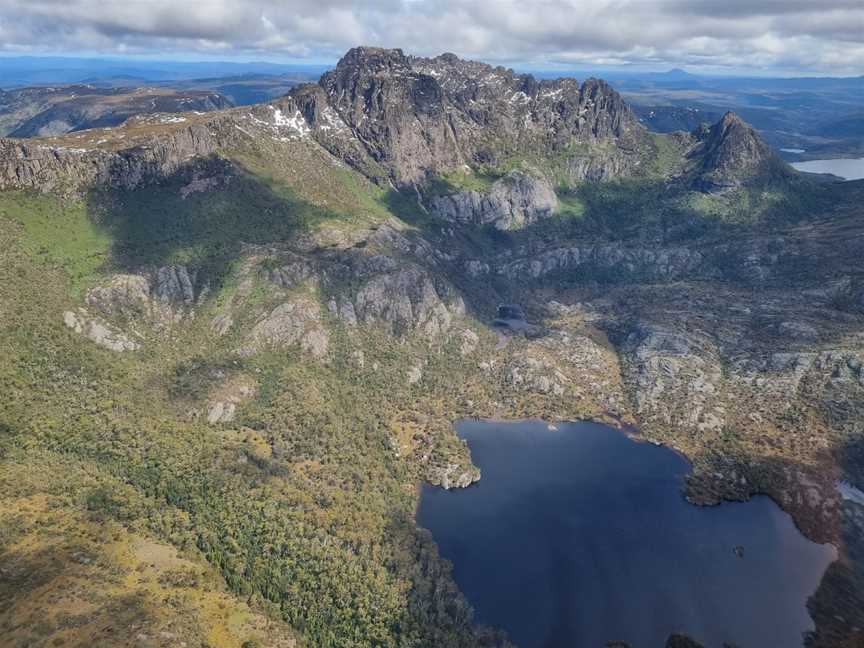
left=1, top=0, right=862, bottom=76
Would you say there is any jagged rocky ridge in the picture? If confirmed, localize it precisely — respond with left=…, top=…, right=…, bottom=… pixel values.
left=1, top=46, right=861, bottom=647
left=0, top=46, right=655, bottom=193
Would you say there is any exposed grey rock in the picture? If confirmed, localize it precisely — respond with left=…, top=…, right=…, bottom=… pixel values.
left=778, top=320, right=820, bottom=341
left=0, top=123, right=228, bottom=193
left=207, top=401, right=236, bottom=424
left=63, top=309, right=139, bottom=352
left=620, top=324, right=725, bottom=433
left=315, top=47, right=646, bottom=185
left=431, top=170, right=558, bottom=230
left=269, top=260, right=315, bottom=289
left=243, top=298, right=329, bottom=358
left=348, top=266, right=465, bottom=338
left=152, top=265, right=197, bottom=305
left=686, top=111, right=792, bottom=191
left=498, top=242, right=706, bottom=282
left=85, top=274, right=152, bottom=319
left=84, top=265, right=198, bottom=326
left=407, top=365, right=423, bottom=385
left=459, top=329, right=479, bottom=356
left=427, top=462, right=480, bottom=490
left=327, top=297, right=358, bottom=326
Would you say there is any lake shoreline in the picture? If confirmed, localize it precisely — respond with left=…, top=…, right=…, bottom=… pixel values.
left=417, top=419, right=837, bottom=645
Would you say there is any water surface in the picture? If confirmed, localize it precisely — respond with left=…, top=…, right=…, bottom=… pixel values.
left=418, top=420, right=836, bottom=647
left=791, top=157, right=864, bottom=180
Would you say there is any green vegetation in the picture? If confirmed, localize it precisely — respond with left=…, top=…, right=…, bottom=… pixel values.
left=0, top=192, right=111, bottom=295
left=0, top=177, right=500, bottom=647
left=644, top=132, right=688, bottom=178
left=0, top=124, right=854, bottom=647
left=425, top=167, right=501, bottom=197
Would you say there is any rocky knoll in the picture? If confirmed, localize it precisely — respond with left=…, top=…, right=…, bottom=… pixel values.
left=686, top=111, right=792, bottom=190
left=431, top=170, right=558, bottom=230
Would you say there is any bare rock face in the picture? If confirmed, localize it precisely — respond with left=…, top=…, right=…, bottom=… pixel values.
left=459, top=329, right=479, bottom=356
left=686, top=111, right=791, bottom=191
left=431, top=170, right=558, bottom=230
left=317, top=47, right=646, bottom=185
left=498, top=242, right=707, bottom=282
left=620, top=324, right=726, bottom=434
left=242, top=298, right=329, bottom=358
left=85, top=265, right=200, bottom=326
left=63, top=309, right=140, bottom=352
left=152, top=265, right=197, bottom=306
left=426, top=462, right=481, bottom=490
left=85, top=274, right=153, bottom=319
left=332, top=262, right=465, bottom=339
left=0, top=47, right=648, bottom=195
left=0, top=124, right=226, bottom=193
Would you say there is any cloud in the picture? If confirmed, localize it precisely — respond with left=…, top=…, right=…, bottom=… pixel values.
left=0, top=0, right=862, bottom=75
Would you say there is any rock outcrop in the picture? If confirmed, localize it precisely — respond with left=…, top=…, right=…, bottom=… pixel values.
left=63, top=309, right=140, bottom=352
left=0, top=46, right=664, bottom=197
left=307, top=47, right=647, bottom=185
left=328, top=259, right=465, bottom=339
left=431, top=170, right=558, bottom=230
left=84, top=265, right=201, bottom=326
left=242, top=298, right=329, bottom=358
left=0, top=123, right=224, bottom=193
left=686, top=111, right=791, bottom=191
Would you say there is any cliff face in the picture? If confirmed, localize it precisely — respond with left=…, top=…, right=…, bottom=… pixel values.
left=316, top=47, right=646, bottom=184
left=0, top=123, right=224, bottom=192
left=430, top=170, right=558, bottom=230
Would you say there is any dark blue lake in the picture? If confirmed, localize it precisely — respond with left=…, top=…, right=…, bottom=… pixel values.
left=418, top=420, right=836, bottom=647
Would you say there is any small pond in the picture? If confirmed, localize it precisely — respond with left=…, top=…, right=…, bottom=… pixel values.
left=418, top=420, right=836, bottom=647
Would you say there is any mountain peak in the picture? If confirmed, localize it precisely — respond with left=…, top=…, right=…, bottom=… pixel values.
left=688, top=111, right=788, bottom=190
left=316, top=47, right=645, bottom=185
left=336, top=46, right=409, bottom=71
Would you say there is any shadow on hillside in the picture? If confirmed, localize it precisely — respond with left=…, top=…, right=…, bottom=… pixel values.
left=805, top=435, right=864, bottom=647
left=85, top=156, right=349, bottom=286
left=381, top=169, right=840, bottom=257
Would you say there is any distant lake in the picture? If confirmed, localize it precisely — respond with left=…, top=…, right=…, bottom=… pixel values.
left=792, top=157, right=864, bottom=180
left=418, top=420, right=836, bottom=648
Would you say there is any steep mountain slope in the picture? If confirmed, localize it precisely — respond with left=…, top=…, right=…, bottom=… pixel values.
left=686, top=111, right=793, bottom=190
left=0, top=47, right=862, bottom=648
left=0, top=84, right=232, bottom=138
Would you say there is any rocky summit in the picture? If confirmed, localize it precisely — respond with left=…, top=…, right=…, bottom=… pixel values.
left=0, top=46, right=862, bottom=648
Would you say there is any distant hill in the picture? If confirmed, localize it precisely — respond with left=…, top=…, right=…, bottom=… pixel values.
left=0, top=55, right=330, bottom=88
